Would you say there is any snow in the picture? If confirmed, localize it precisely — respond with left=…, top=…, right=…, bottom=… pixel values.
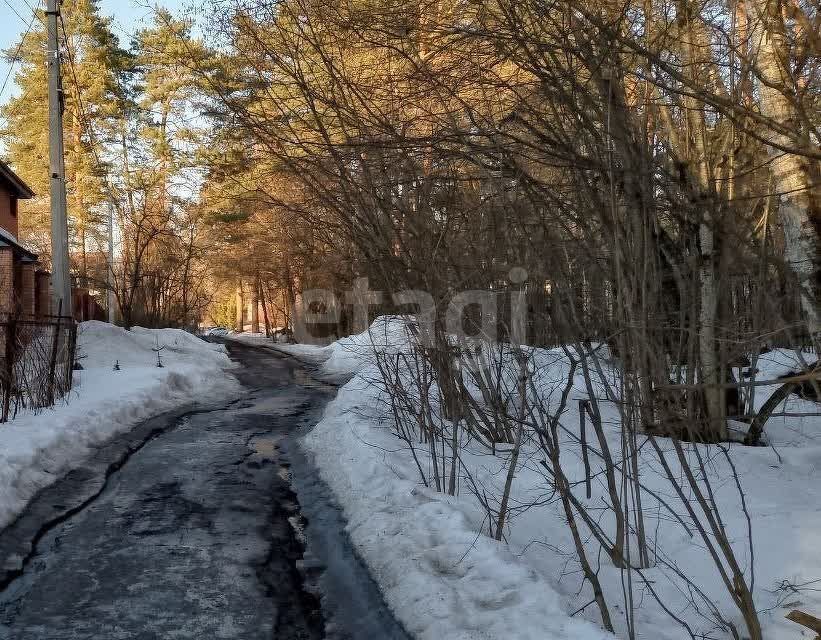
left=305, top=376, right=612, bottom=640
left=0, top=321, right=239, bottom=531
left=288, top=319, right=611, bottom=640
left=294, top=317, right=821, bottom=640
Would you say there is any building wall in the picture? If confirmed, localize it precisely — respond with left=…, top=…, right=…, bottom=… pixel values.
left=0, top=187, right=19, bottom=239
left=20, top=263, right=35, bottom=317
left=0, top=248, right=14, bottom=317
left=35, top=272, right=50, bottom=317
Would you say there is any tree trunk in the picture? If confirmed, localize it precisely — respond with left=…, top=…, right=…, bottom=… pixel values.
left=699, top=216, right=727, bottom=439
left=235, top=282, right=244, bottom=333
left=674, top=1, right=730, bottom=440
left=753, top=0, right=821, bottom=339
left=259, top=280, right=272, bottom=338
left=251, top=273, right=260, bottom=334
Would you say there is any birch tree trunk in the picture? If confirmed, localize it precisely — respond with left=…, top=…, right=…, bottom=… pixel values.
left=752, top=0, right=821, bottom=338
left=674, top=0, right=731, bottom=439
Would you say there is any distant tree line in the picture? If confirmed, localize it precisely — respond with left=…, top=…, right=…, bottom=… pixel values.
left=189, top=0, right=818, bottom=442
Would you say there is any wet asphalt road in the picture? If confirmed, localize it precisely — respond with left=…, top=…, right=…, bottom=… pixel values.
left=0, top=341, right=409, bottom=640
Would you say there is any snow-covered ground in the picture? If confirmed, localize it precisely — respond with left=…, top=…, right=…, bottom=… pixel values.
left=236, top=319, right=821, bottom=640
left=0, top=321, right=239, bottom=531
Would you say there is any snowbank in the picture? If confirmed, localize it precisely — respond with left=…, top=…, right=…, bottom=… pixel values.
left=0, top=321, right=239, bottom=531
left=298, top=317, right=821, bottom=640
left=298, top=319, right=612, bottom=640
left=306, top=377, right=612, bottom=640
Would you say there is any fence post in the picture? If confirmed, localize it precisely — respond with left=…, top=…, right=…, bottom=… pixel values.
left=66, top=320, right=77, bottom=391
left=579, top=399, right=592, bottom=499
left=46, top=301, right=63, bottom=406
left=1, top=315, right=15, bottom=422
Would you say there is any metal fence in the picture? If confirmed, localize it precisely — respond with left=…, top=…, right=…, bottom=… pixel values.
left=0, top=315, right=77, bottom=422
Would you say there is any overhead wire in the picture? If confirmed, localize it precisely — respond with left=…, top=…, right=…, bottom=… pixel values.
left=0, top=0, right=43, bottom=122
left=0, top=0, right=32, bottom=25
left=58, top=10, right=121, bottom=205
left=0, top=12, right=37, bottom=105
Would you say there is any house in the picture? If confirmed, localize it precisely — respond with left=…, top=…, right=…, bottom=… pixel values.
left=0, top=160, right=51, bottom=319
left=68, top=249, right=107, bottom=322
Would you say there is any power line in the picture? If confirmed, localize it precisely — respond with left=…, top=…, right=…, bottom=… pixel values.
left=0, top=0, right=31, bottom=25
left=18, top=0, right=40, bottom=15
left=58, top=12, right=122, bottom=206
left=0, top=0, right=45, bottom=129
left=0, top=9, right=38, bottom=105
left=60, top=13, right=101, bottom=163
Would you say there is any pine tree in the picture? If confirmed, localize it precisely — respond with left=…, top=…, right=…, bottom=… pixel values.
left=1, top=0, right=125, bottom=276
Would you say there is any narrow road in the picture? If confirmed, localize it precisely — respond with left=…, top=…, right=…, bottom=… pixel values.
left=0, top=341, right=409, bottom=640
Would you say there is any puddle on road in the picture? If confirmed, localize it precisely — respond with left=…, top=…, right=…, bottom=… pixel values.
left=246, top=434, right=295, bottom=485
left=251, top=436, right=278, bottom=459
left=291, top=367, right=339, bottom=391
left=232, top=395, right=306, bottom=417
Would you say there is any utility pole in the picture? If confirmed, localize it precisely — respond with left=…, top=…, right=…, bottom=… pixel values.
left=47, top=0, right=72, bottom=318
left=107, top=201, right=115, bottom=324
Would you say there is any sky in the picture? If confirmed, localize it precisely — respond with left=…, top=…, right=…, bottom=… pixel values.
left=0, top=0, right=189, bottom=109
